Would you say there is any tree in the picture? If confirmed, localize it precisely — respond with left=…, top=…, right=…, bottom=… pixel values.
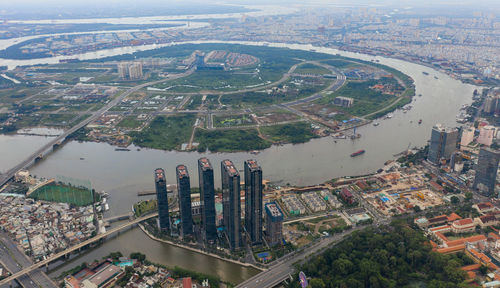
left=464, top=192, right=473, bottom=202
left=130, top=252, right=146, bottom=262
left=413, top=205, right=422, bottom=213
left=333, top=258, right=354, bottom=276
left=450, top=196, right=460, bottom=205
left=309, top=278, right=326, bottom=288
left=479, top=265, right=488, bottom=275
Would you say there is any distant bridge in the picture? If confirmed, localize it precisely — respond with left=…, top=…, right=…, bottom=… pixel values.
left=0, top=70, right=194, bottom=189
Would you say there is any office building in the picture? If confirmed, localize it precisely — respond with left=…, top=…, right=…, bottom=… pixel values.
left=473, top=148, right=500, bottom=196
left=244, top=159, right=263, bottom=245
left=460, top=126, right=475, bottom=149
left=176, top=165, right=193, bottom=237
left=198, top=158, right=217, bottom=243
left=477, top=125, right=496, bottom=147
left=483, top=97, right=498, bottom=114
left=221, top=160, right=241, bottom=249
left=265, top=202, right=283, bottom=246
left=427, top=124, right=459, bottom=164
left=128, top=63, right=143, bottom=80
left=117, top=63, right=128, bottom=79
left=155, top=168, right=169, bottom=232
left=333, top=96, right=354, bottom=108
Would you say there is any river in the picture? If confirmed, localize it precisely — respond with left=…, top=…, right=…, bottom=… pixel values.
left=0, top=41, right=477, bottom=284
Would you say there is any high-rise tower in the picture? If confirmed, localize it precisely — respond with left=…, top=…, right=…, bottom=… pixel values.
left=244, top=159, right=263, bottom=245
left=155, top=168, right=169, bottom=232
left=176, top=165, right=193, bottom=237
left=428, top=124, right=458, bottom=164
left=198, top=158, right=217, bottom=243
left=473, top=148, right=500, bottom=196
left=221, top=160, right=241, bottom=249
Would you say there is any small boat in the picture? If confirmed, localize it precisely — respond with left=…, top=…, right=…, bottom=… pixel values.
left=350, top=134, right=361, bottom=140
left=418, top=94, right=422, bottom=97
left=373, top=122, right=380, bottom=126
left=422, top=71, right=429, bottom=75
left=351, top=150, right=365, bottom=157
left=115, top=148, right=130, bottom=151
left=418, top=119, right=422, bottom=124
left=434, top=76, right=438, bottom=79
left=79, top=157, right=85, bottom=160
left=250, top=150, right=260, bottom=155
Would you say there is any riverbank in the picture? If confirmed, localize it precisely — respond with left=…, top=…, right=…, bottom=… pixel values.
left=137, top=223, right=265, bottom=272
left=1, top=39, right=475, bottom=284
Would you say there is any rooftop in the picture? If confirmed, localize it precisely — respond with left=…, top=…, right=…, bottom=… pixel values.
left=245, top=159, right=261, bottom=171
left=222, top=159, right=239, bottom=176
left=453, top=218, right=474, bottom=227
left=176, top=165, right=189, bottom=178
left=198, top=157, right=212, bottom=171
left=477, top=202, right=494, bottom=210
left=433, top=123, right=458, bottom=133
left=87, top=264, right=122, bottom=287
left=265, top=202, right=283, bottom=217
left=155, top=168, right=165, bottom=181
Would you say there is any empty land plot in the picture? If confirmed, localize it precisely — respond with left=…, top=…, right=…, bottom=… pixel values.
left=116, top=116, right=143, bottom=129
left=195, top=128, right=271, bottom=152
left=294, top=63, right=331, bottom=75
left=260, top=122, right=317, bottom=144
left=254, top=111, right=300, bottom=124
left=213, top=114, right=256, bottom=128
left=129, top=114, right=196, bottom=150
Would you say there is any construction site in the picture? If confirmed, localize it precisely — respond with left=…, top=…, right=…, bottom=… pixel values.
left=360, top=171, right=445, bottom=216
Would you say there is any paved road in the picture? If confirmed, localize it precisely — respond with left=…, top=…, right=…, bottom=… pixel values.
left=0, top=233, right=57, bottom=288
left=236, top=226, right=364, bottom=288
left=0, top=213, right=158, bottom=287
left=0, top=70, right=194, bottom=188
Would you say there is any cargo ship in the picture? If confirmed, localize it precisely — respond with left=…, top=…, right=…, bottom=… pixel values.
left=350, top=150, right=365, bottom=157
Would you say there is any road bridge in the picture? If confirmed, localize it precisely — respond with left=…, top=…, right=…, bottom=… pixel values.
left=0, top=213, right=158, bottom=287
left=0, top=70, right=193, bottom=188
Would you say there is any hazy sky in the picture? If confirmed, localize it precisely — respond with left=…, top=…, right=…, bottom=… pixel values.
left=1, top=0, right=499, bottom=17
left=3, top=0, right=500, bottom=6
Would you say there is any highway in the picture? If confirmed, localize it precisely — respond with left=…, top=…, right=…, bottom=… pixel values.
left=0, top=70, right=193, bottom=188
left=236, top=226, right=364, bottom=288
left=0, top=213, right=158, bottom=287
left=0, top=233, right=57, bottom=288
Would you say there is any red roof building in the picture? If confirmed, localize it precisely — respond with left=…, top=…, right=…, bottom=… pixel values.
left=451, top=218, right=476, bottom=233
left=182, top=277, right=192, bottom=288
left=340, top=188, right=354, bottom=204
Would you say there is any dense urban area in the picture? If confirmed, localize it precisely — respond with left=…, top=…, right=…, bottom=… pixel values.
left=0, top=1, right=499, bottom=288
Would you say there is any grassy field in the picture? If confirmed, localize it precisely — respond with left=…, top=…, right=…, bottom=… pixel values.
left=29, top=183, right=94, bottom=206
left=318, top=78, right=403, bottom=117
left=220, top=77, right=332, bottom=107
left=294, top=63, right=331, bottom=75
left=260, top=122, right=317, bottom=144
left=129, top=114, right=196, bottom=150
left=195, top=128, right=271, bottom=152
left=213, top=114, right=255, bottom=127
left=154, top=70, right=264, bottom=92
left=116, top=116, right=143, bottom=129
left=14, top=113, right=78, bottom=129
left=321, top=59, right=362, bottom=69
